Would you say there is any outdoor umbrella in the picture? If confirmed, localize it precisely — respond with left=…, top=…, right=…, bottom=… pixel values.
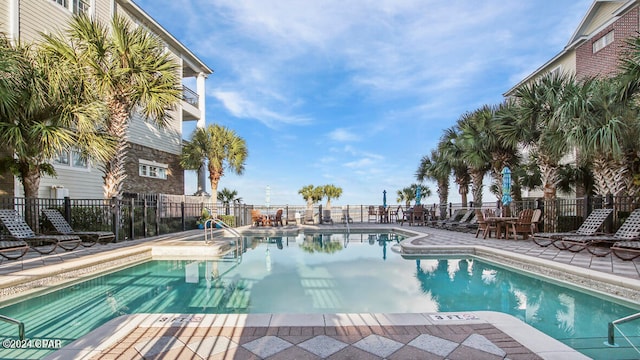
left=415, top=185, right=422, bottom=205
left=383, top=190, right=387, bottom=208
left=501, top=167, right=512, bottom=206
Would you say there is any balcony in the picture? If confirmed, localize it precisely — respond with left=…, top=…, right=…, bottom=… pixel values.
left=182, top=85, right=201, bottom=121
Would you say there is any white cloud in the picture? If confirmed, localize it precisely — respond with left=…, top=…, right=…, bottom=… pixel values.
left=212, top=90, right=311, bottom=128
left=328, top=128, right=361, bottom=142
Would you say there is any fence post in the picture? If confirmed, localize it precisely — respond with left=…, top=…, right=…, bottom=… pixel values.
left=605, top=193, right=614, bottom=233
left=181, top=202, right=186, bottom=231
left=111, top=197, right=120, bottom=242
left=129, top=198, right=135, bottom=240
left=142, top=199, right=148, bottom=238
left=155, top=197, right=160, bottom=236
left=63, top=197, right=71, bottom=223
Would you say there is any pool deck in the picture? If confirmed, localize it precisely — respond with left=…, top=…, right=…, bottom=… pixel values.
left=2, top=223, right=639, bottom=359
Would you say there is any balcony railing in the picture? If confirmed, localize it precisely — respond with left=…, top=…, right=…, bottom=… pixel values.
left=182, top=86, right=199, bottom=108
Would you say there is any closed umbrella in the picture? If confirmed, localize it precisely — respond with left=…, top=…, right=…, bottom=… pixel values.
left=383, top=190, right=387, bottom=208
left=501, top=167, right=512, bottom=206
left=415, top=185, right=422, bottom=206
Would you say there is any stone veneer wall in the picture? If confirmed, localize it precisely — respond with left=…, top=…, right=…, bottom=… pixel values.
left=123, top=143, right=184, bottom=195
left=576, top=7, right=639, bottom=79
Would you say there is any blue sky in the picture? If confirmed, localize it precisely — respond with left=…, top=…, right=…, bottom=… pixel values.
left=135, top=0, right=592, bottom=206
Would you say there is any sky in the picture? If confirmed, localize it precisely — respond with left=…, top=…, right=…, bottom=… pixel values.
left=134, top=0, right=593, bottom=207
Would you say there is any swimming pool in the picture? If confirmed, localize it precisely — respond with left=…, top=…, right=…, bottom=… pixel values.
left=0, top=230, right=638, bottom=359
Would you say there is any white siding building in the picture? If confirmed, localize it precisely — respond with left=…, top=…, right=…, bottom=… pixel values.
left=0, top=0, right=212, bottom=199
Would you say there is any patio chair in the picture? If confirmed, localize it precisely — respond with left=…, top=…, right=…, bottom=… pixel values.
left=341, top=207, right=353, bottom=224
left=405, top=205, right=425, bottom=226
left=556, top=208, right=640, bottom=256
left=270, top=209, right=284, bottom=227
left=531, top=208, right=613, bottom=247
left=304, top=209, right=315, bottom=224
left=505, top=209, right=534, bottom=240
left=322, top=210, right=333, bottom=225
left=251, top=209, right=265, bottom=226
left=0, top=239, right=30, bottom=260
left=610, top=240, right=640, bottom=261
left=367, top=206, right=377, bottom=222
left=42, top=209, right=115, bottom=246
left=474, top=209, right=497, bottom=238
left=0, top=209, right=81, bottom=254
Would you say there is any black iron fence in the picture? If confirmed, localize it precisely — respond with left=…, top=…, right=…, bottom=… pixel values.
left=1, top=194, right=638, bottom=242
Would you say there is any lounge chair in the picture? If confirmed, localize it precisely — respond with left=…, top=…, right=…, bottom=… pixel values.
left=610, top=240, right=640, bottom=260
left=442, top=209, right=475, bottom=230
left=0, top=239, right=30, bottom=260
left=432, top=208, right=466, bottom=228
left=42, top=209, right=115, bottom=246
left=0, top=209, right=81, bottom=254
left=555, top=208, right=640, bottom=256
left=531, top=208, right=613, bottom=247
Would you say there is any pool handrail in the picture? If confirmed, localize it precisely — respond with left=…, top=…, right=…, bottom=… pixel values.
left=607, top=311, right=640, bottom=352
left=0, top=314, right=24, bottom=340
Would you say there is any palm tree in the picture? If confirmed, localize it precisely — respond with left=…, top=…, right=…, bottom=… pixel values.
left=322, top=184, right=342, bottom=210
left=455, top=108, right=492, bottom=206
left=439, top=127, right=471, bottom=207
left=181, top=124, right=248, bottom=215
left=497, top=72, right=574, bottom=201
left=42, top=14, right=181, bottom=199
left=560, top=77, right=640, bottom=196
left=396, top=184, right=430, bottom=208
left=0, top=36, right=112, bottom=201
left=416, top=150, right=450, bottom=219
left=217, top=188, right=239, bottom=215
left=298, top=185, right=324, bottom=210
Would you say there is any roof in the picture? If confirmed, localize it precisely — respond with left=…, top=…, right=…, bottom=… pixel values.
left=503, top=0, right=635, bottom=97
left=117, top=0, right=213, bottom=77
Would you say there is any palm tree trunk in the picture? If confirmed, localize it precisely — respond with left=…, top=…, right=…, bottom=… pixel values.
left=103, top=100, right=130, bottom=199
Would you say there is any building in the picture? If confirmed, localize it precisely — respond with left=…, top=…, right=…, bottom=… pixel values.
left=505, top=0, right=638, bottom=96
left=504, top=0, right=639, bottom=198
left=0, top=0, right=212, bottom=199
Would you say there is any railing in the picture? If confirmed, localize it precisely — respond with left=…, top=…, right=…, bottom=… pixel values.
left=182, top=86, right=199, bottom=107
left=607, top=312, right=640, bottom=354
left=0, top=315, right=24, bottom=340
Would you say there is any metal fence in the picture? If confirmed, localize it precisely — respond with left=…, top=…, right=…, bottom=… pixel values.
left=1, top=194, right=638, bottom=242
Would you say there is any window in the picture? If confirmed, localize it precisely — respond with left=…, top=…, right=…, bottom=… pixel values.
left=51, top=0, right=90, bottom=15
left=139, top=160, right=168, bottom=180
left=593, top=31, right=614, bottom=53
left=54, top=150, right=89, bottom=170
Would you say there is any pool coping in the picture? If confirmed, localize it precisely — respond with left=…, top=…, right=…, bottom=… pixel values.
left=42, top=311, right=588, bottom=360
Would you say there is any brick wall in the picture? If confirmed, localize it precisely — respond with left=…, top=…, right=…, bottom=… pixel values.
left=123, top=144, right=185, bottom=195
left=576, top=8, right=639, bottom=79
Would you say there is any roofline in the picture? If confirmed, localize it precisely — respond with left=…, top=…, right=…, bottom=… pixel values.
left=503, top=0, right=637, bottom=97
left=117, top=0, right=213, bottom=75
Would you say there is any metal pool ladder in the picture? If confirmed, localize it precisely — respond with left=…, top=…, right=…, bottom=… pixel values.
left=204, top=218, right=242, bottom=243
left=0, top=315, right=24, bottom=340
left=606, top=311, right=640, bottom=354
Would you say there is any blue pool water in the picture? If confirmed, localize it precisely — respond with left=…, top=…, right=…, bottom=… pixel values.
left=0, top=230, right=639, bottom=359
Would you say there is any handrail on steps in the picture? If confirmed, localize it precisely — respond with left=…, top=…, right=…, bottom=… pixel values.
left=607, top=311, right=640, bottom=349
left=0, top=315, right=24, bottom=340
left=204, top=218, right=242, bottom=244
